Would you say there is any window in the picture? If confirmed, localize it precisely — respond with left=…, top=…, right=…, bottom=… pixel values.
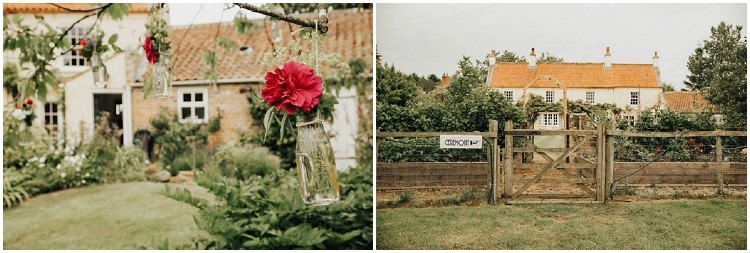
left=541, top=113, right=559, bottom=127
left=586, top=91, right=595, bottom=104
left=630, top=92, right=640, bottom=106
left=178, top=88, right=209, bottom=124
left=545, top=90, right=555, bottom=103
left=44, top=102, right=61, bottom=143
left=504, top=91, right=514, bottom=102
left=623, top=115, right=636, bottom=127
left=63, top=27, right=88, bottom=67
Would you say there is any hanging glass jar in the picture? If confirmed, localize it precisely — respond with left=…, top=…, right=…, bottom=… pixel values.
left=151, top=53, right=172, bottom=98
left=91, top=51, right=108, bottom=87
left=295, top=112, right=340, bottom=206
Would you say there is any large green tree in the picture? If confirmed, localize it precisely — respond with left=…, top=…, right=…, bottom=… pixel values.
left=684, top=22, right=747, bottom=128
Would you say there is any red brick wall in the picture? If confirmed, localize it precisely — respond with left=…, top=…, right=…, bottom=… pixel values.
left=131, top=83, right=260, bottom=148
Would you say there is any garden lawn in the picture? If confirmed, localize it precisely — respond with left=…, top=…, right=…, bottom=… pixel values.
left=377, top=199, right=746, bottom=250
left=3, top=181, right=213, bottom=250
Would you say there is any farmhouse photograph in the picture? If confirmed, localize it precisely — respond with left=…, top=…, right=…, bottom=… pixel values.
left=3, top=3, right=373, bottom=250
left=376, top=3, right=746, bottom=250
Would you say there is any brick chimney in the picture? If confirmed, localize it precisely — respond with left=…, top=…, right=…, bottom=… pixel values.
left=652, top=51, right=659, bottom=68
left=528, top=48, right=537, bottom=69
left=488, top=50, right=497, bottom=66
left=441, top=73, right=450, bottom=86
left=604, top=47, right=612, bottom=69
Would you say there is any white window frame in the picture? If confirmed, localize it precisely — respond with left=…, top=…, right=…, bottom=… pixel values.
left=630, top=92, right=640, bottom=106
left=504, top=90, right=514, bottom=102
left=545, top=90, right=555, bottom=103
left=586, top=91, right=595, bottom=104
left=59, top=26, right=89, bottom=71
left=624, top=115, right=636, bottom=127
left=540, top=112, right=560, bottom=127
left=178, top=88, right=209, bottom=124
left=44, top=101, right=63, bottom=144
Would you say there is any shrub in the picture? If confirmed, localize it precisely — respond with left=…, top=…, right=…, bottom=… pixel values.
left=109, top=147, right=148, bottom=182
left=3, top=169, right=30, bottom=208
left=150, top=111, right=208, bottom=169
left=207, top=143, right=281, bottom=180
left=168, top=149, right=210, bottom=176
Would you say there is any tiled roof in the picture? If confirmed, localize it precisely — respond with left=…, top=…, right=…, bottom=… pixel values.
left=3, top=3, right=148, bottom=14
left=662, top=91, right=713, bottom=113
left=140, top=8, right=372, bottom=83
left=489, top=62, right=660, bottom=89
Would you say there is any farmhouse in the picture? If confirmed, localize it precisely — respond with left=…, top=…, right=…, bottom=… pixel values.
left=486, top=47, right=662, bottom=130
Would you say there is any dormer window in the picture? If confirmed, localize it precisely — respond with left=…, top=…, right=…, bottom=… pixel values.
left=545, top=90, right=555, bottom=103
left=504, top=91, right=514, bottom=102
left=63, top=26, right=88, bottom=67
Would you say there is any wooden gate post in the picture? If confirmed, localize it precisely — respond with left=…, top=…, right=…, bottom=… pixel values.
left=502, top=121, right=514, bottom=200
left=488, top=120, right=499, bottom=203
left=596, top=122, right=605, bottom=201
left=605, top=121, right=615, bottom=199
left=716, top=135, right=724, bottom=194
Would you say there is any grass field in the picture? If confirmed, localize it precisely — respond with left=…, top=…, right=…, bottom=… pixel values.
left=3, top=182, right=213, bottom=250
left=377, top=199, right=747, bottom=250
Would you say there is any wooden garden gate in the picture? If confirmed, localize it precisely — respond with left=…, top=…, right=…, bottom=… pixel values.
left=500, top=121, right=606, bottom=203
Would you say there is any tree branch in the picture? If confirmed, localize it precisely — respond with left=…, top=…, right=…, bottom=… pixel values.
left=233, top=3, right=328, bottom=33
left=50, top=4, right=112, bottom=57
left=48, top=3, right=110, bottom=13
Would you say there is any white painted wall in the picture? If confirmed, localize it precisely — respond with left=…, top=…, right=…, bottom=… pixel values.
left=492, top=87, right=661, bottom=110
left=323, top=87, right=359, bottom=171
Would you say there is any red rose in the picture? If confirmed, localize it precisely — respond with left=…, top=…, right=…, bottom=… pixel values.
left=143, top=37, right=159, bottom=64
left=261, top=61, right=323, bottom=115
left=25, top=98, right=33, bottom=106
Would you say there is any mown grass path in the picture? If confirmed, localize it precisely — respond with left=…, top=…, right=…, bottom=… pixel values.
left=4, top=182, right=212, bottom=249
left=377, top=199, right=746, bottom=250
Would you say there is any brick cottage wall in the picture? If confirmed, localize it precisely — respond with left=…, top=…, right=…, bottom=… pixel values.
left=131, top=83, right=260, bottom=149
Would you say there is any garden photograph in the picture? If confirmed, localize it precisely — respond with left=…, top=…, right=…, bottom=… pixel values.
left=3, top=3, right=373, bottom=250
left=376, top=3, right=747, bottom=250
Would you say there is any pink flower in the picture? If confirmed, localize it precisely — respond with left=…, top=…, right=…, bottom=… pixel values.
left=742, top=148, right=747, bottom=155
left=143, top=37, right=159, bottom=64
left=261, top=61, right=323, bottom=115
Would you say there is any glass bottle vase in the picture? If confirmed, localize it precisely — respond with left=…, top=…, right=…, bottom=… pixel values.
left=91, top=51, right=108, bottom=87
left=151, top=53, right=172, bottom=98
left=295, top=112, right=340, bottom=206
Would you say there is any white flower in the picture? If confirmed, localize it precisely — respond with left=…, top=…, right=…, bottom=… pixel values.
left=56, top=164, right=62, bottom=170
left=24, top=110, right=32, bottom=115
left=82, top=180, right=86, bottom=184
left=40, top=156, right=46, bottom=163
left=85, top=172, right=90, bottom=177
left=38, top=163, right=44, bottom=168
left=60, top=172, right=66, bottom=178
left=11, top=109, right=25, bottom=120
left=30, top=157, right=38, bottom=162
left=75, top=167, right=80, bottom=172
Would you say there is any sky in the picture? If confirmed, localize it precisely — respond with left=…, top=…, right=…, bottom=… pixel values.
left=377, top=3, right=746, bottom=91
left=169, top=3, right=264, bottom=27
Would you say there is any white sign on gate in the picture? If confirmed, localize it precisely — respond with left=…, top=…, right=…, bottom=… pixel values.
left=439, top=135, right=483, bottom=149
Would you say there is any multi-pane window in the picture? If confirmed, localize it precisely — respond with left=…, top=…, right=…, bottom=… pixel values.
left=178, top=88, right=209, bottom=124
left=541, top=113, right=559, bottom=127
left=63, top=27, right=88, bottom=67
left=545, top=90, right=555, bottom=103
left=44, top=102, right=61, bottom=143
left=630, top=92, right=640, bottom=106
left=586, top=91, right=595, bottom=104
left=504, top=91, right=514, bottom=102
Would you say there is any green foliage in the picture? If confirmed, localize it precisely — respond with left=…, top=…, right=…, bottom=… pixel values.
left=110, top=147, right=148, bottom=182
left=685, top=22, right=747, bottom=129
left=208, top=117, right=221, bottom=133
left=164, top=164, right=372, bottom=249
left=169, top=149, right=210, bottom=176
left=661, top=82, right=676, bottom=92
left=537, top=52, right=564, bottom=63
left=494, top=50, right=526, bottom=63
left=3, top=169, right=30, bottom=208
left=149, top=110, right=209, bottom=170
left=206, top=143, right=281, bottom=180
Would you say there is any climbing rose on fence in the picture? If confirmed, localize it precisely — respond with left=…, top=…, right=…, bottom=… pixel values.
left=261, top=61, right=323, bottom=115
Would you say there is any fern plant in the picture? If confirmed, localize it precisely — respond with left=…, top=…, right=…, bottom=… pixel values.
left=3, top=169, right=30, bottom=208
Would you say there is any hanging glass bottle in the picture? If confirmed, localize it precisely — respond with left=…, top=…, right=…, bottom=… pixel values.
left=295, top=112, right=340, bottom=206
left=151, top=53, right=172, bottom=98
left=91, top=51, right=108, bottom=87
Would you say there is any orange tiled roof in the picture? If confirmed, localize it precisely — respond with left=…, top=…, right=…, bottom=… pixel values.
left=662, top=91, right=713, bottom=113
left=140, top=8, right=372, bottom=83
left=3, top=3, right=148, bottom=14
left=489, top=62, right=660, bottom=89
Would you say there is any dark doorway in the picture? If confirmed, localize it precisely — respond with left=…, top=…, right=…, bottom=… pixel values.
left=93, top=93, right=124, bottom=145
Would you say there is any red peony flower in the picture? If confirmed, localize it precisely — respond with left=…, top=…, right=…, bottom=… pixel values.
left=142, top=37, right=159, bottom=64
left=25, top=98, right=33, bottom=106
left=77, top=39, right=87, bottom=55
left=261, top=61, right=323, bottom=115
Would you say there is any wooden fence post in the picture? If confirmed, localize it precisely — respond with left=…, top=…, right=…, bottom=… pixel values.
left=605, top=121, right=615, bottom=199
left=503, top=121, right=514, bottom=200
left=488, top=120, right=498, bottom=203
left=716, top=135, right=724, bottom=194
left=596, top=122, right=605, bottom=201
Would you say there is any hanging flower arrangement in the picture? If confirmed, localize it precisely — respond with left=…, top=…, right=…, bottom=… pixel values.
left=143, top=4, right=172, bottom=98
left=260, top=61, right=341, bottom=206
left=13, top=98, right=36, bottom=128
